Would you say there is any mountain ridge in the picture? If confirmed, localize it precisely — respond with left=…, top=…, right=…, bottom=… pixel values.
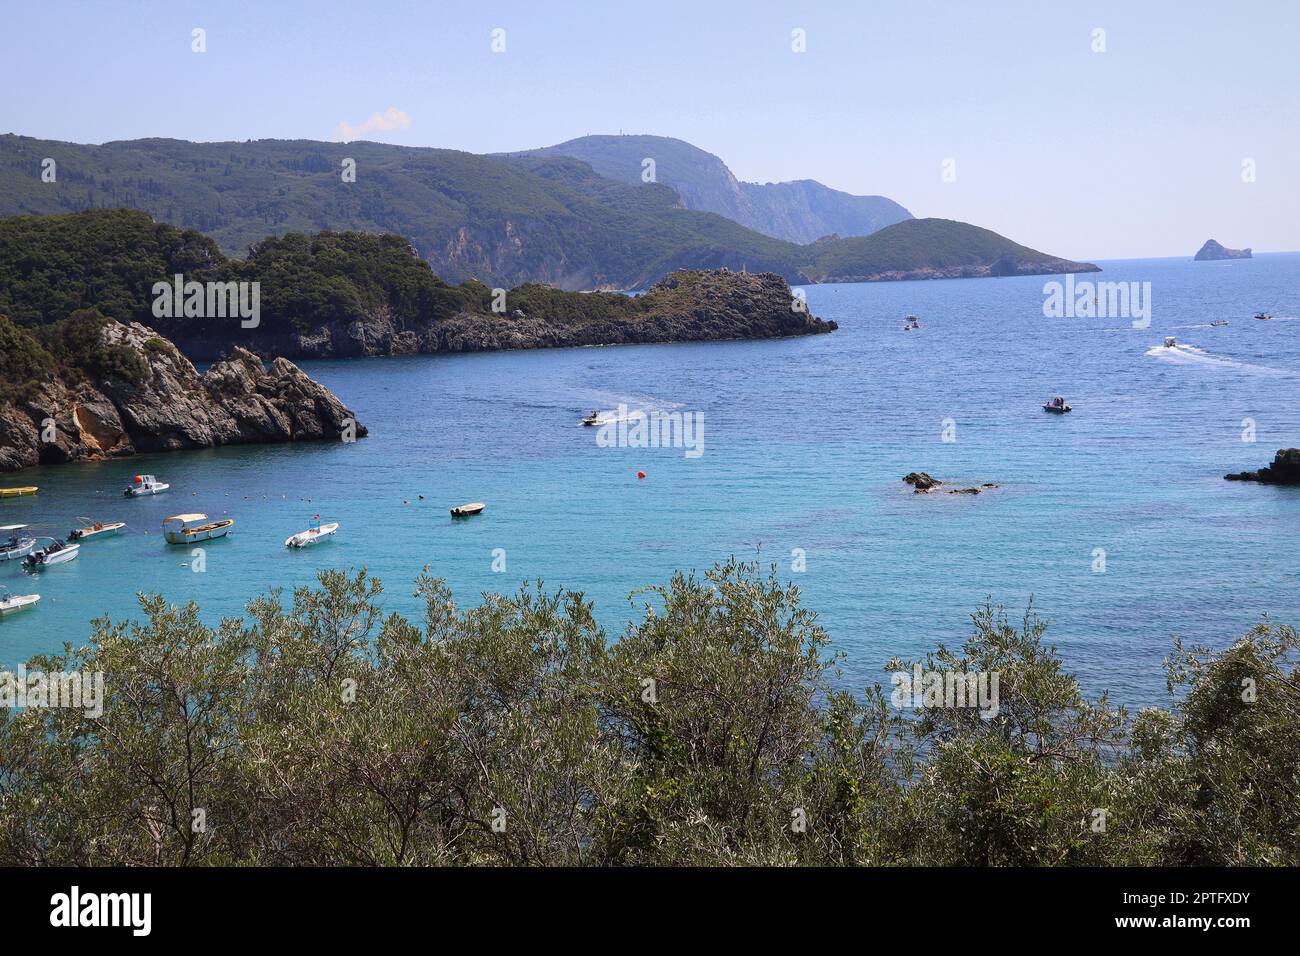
left=506, top=134, right=915, bottom=243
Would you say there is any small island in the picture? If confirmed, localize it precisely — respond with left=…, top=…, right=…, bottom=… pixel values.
left=1194, top=239, right=1252, bottom=261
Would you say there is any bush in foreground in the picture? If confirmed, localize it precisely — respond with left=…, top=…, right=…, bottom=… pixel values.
left=0, top=561, right=1295, bottom=866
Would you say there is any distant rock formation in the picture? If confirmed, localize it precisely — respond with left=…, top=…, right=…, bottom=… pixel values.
left=1195, top=239, right=1252, bottom=261
left=0, top=321, right=365, bottom=473
left=1224, top=448, right=1300, bottom=484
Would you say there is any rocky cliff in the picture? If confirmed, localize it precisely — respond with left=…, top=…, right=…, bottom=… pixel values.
left=1194, top=239, right=1252, bottom=261
left=0, top=321, right=365, bottom=473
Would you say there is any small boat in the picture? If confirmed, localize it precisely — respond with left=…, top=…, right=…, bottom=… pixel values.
left=450, top=502, right=486, bottom=518
left=0, top=486, right=38, bottom=498
left=1210, top=319, right=1229, bottom=327
left=1043, top=396, right=1072, bottom=414
left=0, top=524, right=37, bottom=562
left=23, top=538, right=80, bottom=569
left=581, top=411, right=602, bottom=426
left=285, top=517, right=339, bottom=548
left=1164, top=336, right=1178, bottom=348
left=162, top=513, right=234, bottom=544
left=1254, top=312, right=1272, bottom=321
left=0, top=590, right=40, bottom=616
left=903, top=315, right=921, bottom=330
left=68, top=518, right=126, bottom=542
left=125, top=474, right=169, bottom=497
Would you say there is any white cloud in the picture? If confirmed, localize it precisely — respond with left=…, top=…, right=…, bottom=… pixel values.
left=333, top=107, right=412, bottom=143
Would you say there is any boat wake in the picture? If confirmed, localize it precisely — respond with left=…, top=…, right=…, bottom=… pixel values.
left=1144, top=342, right=1298, bottom=377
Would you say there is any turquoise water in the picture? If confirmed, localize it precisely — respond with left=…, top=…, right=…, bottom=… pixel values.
left=3, top=254, right=1298, bottom=704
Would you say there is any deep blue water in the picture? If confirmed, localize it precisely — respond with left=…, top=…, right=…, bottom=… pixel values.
left=3, top=254, right=1298, bottom=705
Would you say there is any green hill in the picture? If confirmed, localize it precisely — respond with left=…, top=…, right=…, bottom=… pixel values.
left=0, top=135, right=1096, bottom=290
left=803, top=218, right=1100, bottom=282
left=0, top=209, right=835, bottom=361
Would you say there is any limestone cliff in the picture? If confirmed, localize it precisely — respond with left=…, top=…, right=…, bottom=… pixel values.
left=0, top=321, right=365, bottom=473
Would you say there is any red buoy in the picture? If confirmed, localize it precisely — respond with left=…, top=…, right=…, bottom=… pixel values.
left=637, top=471, right=646, bottom=480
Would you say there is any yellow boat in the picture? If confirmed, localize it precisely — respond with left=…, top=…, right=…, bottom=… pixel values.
left=0, top=487, right=38, bottom=498
left=162, top=513, right=235, bottom=545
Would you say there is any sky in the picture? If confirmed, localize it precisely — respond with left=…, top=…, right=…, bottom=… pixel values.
left=2, top=0, right=1297, bottom=259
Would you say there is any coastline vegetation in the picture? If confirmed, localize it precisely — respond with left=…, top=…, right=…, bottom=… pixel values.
left=1, top=560, right=1294, bottom=866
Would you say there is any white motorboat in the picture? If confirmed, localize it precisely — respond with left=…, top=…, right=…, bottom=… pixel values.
left=450, top=501, right=486, bottom=517
left=23, top=538, right=80, bottom=570
left=68, top=518, right=126, bottom=542
left=163, top=514, right=234, bottom=545
left=285, top=518, right=339, bottom=548
left=1210, top=319, right=1228, bottom=327
left=1042, top=396, right=1072, bottom=414
left=125, top=474, right=169, bottom=497
left=0, top=590, right=40, bottom=616
left=1164, top=336, right=1178, bottom=348
left=0, top=524, right=37, bottom=561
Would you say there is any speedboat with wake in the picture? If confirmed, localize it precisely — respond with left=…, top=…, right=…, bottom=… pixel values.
left=68, top=518, right=126, bottom=542
left=1254, top=312, right=1272, bottom=321
left=23, top=538, right=80, bottom=570
left=0, top=589, right=40, bottom=616
left=285, top=517, right=339, bottom=548
left=0, top=524, right=36, bottom=562
left=581, top=411, right=602, bottom=426
left=1164, top=336, right=1178, bottom=348
left=163, top=514, right=234, bottom=544
left=125, top=474, right=169, bottom=497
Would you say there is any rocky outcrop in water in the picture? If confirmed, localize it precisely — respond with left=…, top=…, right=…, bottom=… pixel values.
left=1194, top=239, right=1252, bottom=261
left=903, top=472, right=998, bottom=495
left=0, top=321, right=365, bottom=473
left=1224, top=448, right=1300, bottom=484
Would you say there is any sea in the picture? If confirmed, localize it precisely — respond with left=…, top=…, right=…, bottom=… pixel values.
left=2, top=254, right=1298, bottom=707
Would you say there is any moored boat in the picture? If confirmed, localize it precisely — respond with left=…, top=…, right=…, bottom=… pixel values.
left=0, top=486, right=38, bottom=498
left=1043, top=396, right=1072, bottom=414
left=68, top=518, right=126, bottom=542
left=450, top=501, right=486, bottom=517
left=125, top=475, right=169, bottom=497
left=285, top=517, right=339, bottom=548
left=0, top=525, right=37, bottom=561
left=23, top=538, right=80, bottom=570
left=0, top=590, right=40, bottom=616
left=162, top=513, right=234, bottom=544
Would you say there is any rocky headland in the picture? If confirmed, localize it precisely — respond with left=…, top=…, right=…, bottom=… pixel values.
left=0, top=320, right=365, bottom=473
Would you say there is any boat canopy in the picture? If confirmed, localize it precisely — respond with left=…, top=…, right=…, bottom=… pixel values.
left=163, top=513, right=208, bottom=524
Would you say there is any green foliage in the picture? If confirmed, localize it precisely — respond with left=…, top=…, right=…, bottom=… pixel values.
left=0, top=313, right=54, bottom=404
left=0, top=560, right=1294, bottom=866
left=0, top=135, right=1087, bottom=289
left=38, top=308, right=149, bottom=387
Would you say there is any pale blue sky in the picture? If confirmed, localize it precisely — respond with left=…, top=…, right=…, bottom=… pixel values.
left=2, top=0, right=1297, bottom=258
